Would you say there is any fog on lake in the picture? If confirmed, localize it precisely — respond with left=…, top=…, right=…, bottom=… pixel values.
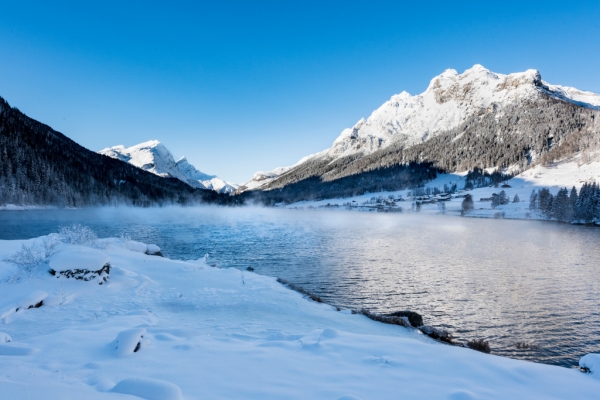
left=1, top=206, right=599, bottom=367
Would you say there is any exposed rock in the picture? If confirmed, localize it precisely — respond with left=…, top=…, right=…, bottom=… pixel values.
left=49, top=247, right=111, bottom=284
left=385, top=310, right=423, bottom=327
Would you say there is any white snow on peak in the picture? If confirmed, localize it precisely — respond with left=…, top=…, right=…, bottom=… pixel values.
left=326, top=65, right=600, bottom=159
left=99, top=141, right=239, bottom=194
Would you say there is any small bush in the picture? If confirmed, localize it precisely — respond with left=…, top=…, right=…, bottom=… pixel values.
left=59, top=224, right=98, bottom=246
left=467, top=338, right=491, bottom=353
left=4, top=236, right=59, bottom=278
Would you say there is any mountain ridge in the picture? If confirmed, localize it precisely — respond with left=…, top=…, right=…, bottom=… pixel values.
left=238, top=65, right=600, bottom=198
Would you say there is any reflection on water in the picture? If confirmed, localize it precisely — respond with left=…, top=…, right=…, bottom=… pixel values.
left=1, top=206, right=599, bottom=367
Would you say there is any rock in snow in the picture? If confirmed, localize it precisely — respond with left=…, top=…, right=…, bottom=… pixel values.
left=114, top=328, right=148, bottom=357
left=580, top=354, right=600, bottom=379
left=49, top=247, right=110, bottom=284
left=98, top=140, right=239, bottom=194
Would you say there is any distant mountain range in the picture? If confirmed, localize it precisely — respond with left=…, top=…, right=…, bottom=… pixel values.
left=99, top=141, right=238, bottom=194
left=1, top=65, right=599, bottom=208
left=239, top=65, right=600, bottom=203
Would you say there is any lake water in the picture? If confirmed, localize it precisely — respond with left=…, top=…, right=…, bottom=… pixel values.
left=1, top=206, right=599, bottom=368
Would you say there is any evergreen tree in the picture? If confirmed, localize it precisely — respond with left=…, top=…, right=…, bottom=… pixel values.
left=513, top=194, right=520, bottom=203
left=461, top=194, right=474, bottom=216
left=538, top=188, right=553, bottom=218
left=529, top=190, right=538, bottom=210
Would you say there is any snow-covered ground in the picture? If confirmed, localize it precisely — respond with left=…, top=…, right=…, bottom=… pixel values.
left=1, top=233, right=600, bottom=399
left=284, top=159, right=600, bottom=222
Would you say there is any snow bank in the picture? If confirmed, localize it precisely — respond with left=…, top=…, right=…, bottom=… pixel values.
left=0, top=236, right=598, bottom=398
left=126, top=240, right=147, bottom=253
left=0, top=343, right=39, bottom=356
left=110, top=378, right=182, bottom=400
left=0, top=332, right=12, bottom=342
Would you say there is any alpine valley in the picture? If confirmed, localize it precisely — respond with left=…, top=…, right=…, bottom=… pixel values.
left=1, top=65, right=600, bottom=217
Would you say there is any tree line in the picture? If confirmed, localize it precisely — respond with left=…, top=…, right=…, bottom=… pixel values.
left=529, top=183, right=600, bottom=224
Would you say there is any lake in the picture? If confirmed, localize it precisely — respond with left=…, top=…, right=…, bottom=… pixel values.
left=1, top=206, right=599, bottom=367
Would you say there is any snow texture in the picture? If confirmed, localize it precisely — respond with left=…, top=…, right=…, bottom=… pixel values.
left=98, top=140, right=238, bottom=194
left=126, top=241, right=148, bottom=254
left=110, top=378, right=183, bottom=400
left=0, top=343, right=39, bottom=356
left=0, top=235, right=599, bottom=398
left=145, top=244, right=161, bottom=255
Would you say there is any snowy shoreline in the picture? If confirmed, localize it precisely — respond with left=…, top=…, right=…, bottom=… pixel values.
left=1, top=232, right=600, bottom=398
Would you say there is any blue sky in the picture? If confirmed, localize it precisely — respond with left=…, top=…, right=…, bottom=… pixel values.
left=1, top=1, right=599, bottom=183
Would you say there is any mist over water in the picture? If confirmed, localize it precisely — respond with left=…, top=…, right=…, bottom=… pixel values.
left=1, top=206, right=599, bottom=367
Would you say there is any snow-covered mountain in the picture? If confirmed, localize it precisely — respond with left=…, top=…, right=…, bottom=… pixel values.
left=99, top=141, right=238, bottom=194
left=327, top=65, right=600, bottom=159
left=240, top=65, right=600, bottom=195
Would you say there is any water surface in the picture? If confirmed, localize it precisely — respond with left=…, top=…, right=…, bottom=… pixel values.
left=1, top=206, right=599, bottom=367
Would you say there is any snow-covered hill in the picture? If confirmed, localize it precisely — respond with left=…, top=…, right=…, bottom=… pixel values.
left=99, top=141, right=238, bottom=194
left=240, top=65, right=600, bottom=197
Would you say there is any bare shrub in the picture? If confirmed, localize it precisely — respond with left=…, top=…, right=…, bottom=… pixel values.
left=59, top=224, right=98, bottom=246
left=5, top=242, right=48, bottom=278
left=467, top=338, right=491, bottom=353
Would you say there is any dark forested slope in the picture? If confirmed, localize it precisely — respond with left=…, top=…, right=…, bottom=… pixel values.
left=0, top=97, right=235, bottom=207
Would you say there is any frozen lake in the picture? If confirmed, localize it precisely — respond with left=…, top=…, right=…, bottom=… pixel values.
left=1, top=206, right=599, bottom=367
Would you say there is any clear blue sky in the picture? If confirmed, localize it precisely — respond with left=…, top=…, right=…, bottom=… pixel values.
left=1, top=1, right=599, bottom=183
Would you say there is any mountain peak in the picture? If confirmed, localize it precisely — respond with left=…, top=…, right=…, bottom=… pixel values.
left=99, top=141, right=238, bottom=194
